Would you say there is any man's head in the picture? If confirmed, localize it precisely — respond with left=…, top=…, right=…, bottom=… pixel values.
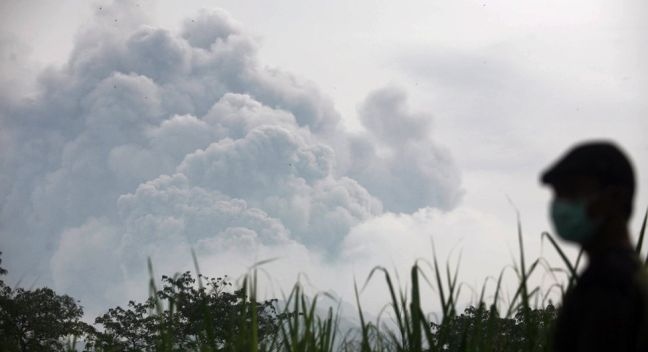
left=541, top=141, right=635, bottom=246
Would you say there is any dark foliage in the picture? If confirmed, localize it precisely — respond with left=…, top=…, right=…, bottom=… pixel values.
left=86, top=271, right=282, bottom=351
left=0, top=252, right=91, bottom=352
left=430, top=303, right=558, bottom=352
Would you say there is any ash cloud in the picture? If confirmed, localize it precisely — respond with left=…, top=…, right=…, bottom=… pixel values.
left=350, top=86, right=463, bottom=213
left=0, top=1, right=462, bottom=313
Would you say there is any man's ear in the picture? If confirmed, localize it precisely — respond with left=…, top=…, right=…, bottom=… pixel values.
left=593, top=186, right=630, bottom=219
left=607, top=185, right=633, bottom=219
left=586, top=187, right=614, bottom=219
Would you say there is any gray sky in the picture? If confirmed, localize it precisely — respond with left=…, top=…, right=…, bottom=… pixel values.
left=1, top=0, right=647, bottom=317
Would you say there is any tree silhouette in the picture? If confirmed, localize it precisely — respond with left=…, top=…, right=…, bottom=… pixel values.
left=430, top=303, right=558, bottom=352
left=86, top=271, right=281, bottom=351
left=0, top=252, right=91, bottom=352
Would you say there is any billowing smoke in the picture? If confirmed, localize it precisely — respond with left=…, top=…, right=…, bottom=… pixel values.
left=0, top=1, right=463, bottom=315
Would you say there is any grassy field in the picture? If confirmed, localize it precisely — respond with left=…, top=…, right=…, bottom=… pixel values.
left=77, top=207, right=647, bottom=352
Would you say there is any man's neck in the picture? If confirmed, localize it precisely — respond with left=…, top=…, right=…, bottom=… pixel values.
left=584, top=218, right=633, bottom=260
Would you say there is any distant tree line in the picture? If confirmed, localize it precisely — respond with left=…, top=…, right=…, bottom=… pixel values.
left=0, top=252, right=91, bottom=351
left=0, top=252, right=281, bottom=351
left=0, top=251, right=558, bottom=351
left=429, top=303, right=557, bottom=351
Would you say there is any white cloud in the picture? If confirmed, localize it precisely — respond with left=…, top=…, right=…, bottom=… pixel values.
left=2, top=1, right=647, bottom=324
left=50, top=218, right=123, bottom=317
left=0, top=2, right=463, bottom=315
left=347, top=86, right=463, bottom=213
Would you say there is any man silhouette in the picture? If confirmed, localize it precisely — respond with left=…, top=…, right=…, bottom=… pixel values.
left=541, top=141, right=648, bottom=352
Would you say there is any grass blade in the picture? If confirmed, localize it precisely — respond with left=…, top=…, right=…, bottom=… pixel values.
left=636, top=206, right=647, bottom=253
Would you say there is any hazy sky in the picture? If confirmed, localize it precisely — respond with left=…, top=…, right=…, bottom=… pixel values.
left=1, top=0, right=647, bottom=318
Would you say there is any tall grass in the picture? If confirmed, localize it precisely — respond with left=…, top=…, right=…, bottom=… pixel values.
left=87, top=206, right=648, bottom=351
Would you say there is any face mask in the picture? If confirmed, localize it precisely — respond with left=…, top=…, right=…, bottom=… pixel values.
left=550, top=197, right=601, bottom=244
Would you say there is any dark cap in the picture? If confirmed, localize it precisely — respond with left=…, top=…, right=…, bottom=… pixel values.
left=541, top=141, right=635, bottom=193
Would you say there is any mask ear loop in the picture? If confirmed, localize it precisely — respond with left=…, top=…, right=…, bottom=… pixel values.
left=586, top=185, right=621, bottom=225
left=580, top=192, right=609, bottom=244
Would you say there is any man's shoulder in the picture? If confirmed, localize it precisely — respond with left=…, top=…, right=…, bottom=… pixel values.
left=555, top=253, right=648, bottom=352
left=561, top=249, right=648, bottom=316
left=579, top=249, right=642, bottom=290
